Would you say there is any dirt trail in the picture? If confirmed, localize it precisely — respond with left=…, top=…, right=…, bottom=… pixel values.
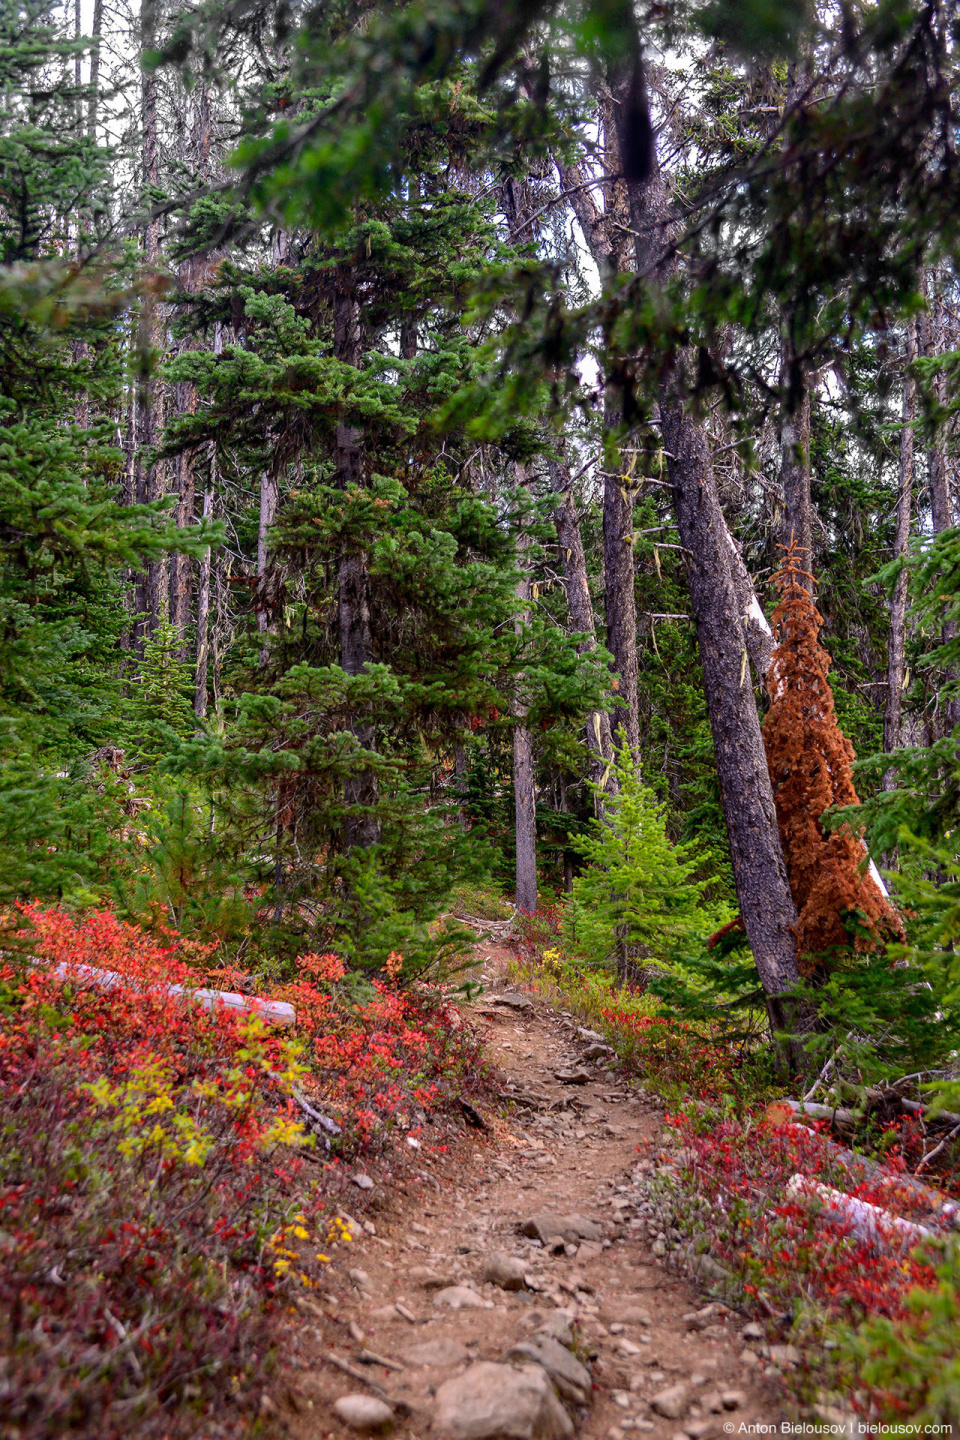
left=285, top=946, right=784, bottom=1440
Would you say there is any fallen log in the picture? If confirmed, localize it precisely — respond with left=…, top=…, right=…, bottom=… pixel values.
left=767, top=1105, right=960, bottom=1230
left=15, top=954, right=296, bottom=1028
left=785, top=1173, right=935, bottom=1251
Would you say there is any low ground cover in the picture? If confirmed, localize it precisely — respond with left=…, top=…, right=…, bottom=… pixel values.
left=508, top=901, right=960, bottom=1426
left=0, top=903, right=486, bottom=1437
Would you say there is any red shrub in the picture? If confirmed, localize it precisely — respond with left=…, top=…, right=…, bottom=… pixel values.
left=0, top=904, right=486, bottom=1437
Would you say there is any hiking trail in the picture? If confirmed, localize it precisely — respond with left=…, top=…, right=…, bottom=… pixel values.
left=282, top=944, right=784, bottom=1440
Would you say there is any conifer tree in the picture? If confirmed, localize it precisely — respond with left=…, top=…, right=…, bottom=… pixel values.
left=763, top=544, right=904, bottom=969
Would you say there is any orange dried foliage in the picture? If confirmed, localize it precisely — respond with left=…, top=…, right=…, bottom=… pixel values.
left=763, top=544, right=904, bottom=973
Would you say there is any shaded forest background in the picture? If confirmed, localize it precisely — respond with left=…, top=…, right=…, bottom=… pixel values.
left=3, top=0, right=960, bottom=1058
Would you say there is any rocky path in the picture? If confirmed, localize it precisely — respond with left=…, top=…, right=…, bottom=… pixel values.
left=284, top=947, right=784, bottom=1440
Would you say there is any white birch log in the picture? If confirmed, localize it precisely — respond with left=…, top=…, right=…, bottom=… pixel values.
left=785, top=1173, right=934, bottom=1249
left=40, top=958, right=296, bottom=1028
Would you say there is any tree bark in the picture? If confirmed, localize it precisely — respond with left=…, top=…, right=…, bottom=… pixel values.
left=88, top=0, right=103, bottom=137
left=659, top=357, right=801, bottom=1018
left=611, top=103, right=802, bottom=1032
left=884, top=321, right=917, bottom=783
left=334, top=278, right=380, bottom=849
left=194, top=456, right=214, bottom=718
left=513, top=514, right=538, bottom=914
left=137, top=0, right=167, bottom=643
left=556, top=101, right=640, bottom=753
left=549, top=457, right=616, bottom=797
left=779, top=342, right=813, bottom=589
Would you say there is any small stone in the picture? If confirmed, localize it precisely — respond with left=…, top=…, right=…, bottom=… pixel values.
left=482, top=1252, right=529, bottom=1291
left=618, top=1339, right=643, bottom=1357
left=609, top=1323, right=625, bottom=1335
left=739, top=1350, right=759, bottom=1368
left=535, top=1312, right=575, bottom=1347
left=433, top=1285, right=488, bottom=1311
left=684, top=1423, right=719, bottom=1440
left=582, top=1044, right=612, bottom=1060
left=338, top=1213, right=365, bottom=1241
left=333, top=1394, right=395, bottom=1432
left=350, top=1268, right=373, bottom=1290
left=554, top=1068, right=593, bottom=1085
left=521, top=1213, right=604, bottom=1245
left=577, top=1027, right=604, bottom=1042
left=395, top=1302, right=417, bottom=1323
left=635, top=1423, right=655, bottom=1433
left=721, top=1392, right=745, bottom=1411
left=352, top=1173, right=375, bottom=1190
left=503, top=1335, right=593, bottom=1406
left=368, top=1305, right=399, bottom=1322
left=604, top=1306, right=652, bottom=1327
left=404, top=1339, right=470, bottom=1368
left=433, top=1361, right=573, bottom=1440
left=650, top=1385, right=690, bottom=1421
left=349, top=1320, right=366, bottom=1343
left=612, top=1393, right=632, bottom=1410
left=740, top=1322, right=764, bottom=1342
left=768, top=1344, right=801, bottom=1369
left=491, top=992, right=533, bottom=1011
left=409, top=1266, right=458, bottom=1289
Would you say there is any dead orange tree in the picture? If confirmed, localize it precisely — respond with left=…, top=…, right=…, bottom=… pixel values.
left=763, top=543, right=904, bottom=973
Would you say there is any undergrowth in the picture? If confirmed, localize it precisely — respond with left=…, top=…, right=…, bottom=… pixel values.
left=0, top=903, right=486, bottom=1438
left=509, top=898, right=960, bottom=1425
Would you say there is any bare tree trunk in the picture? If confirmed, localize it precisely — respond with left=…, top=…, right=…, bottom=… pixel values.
left=779, top=339, right=813, bottom=588
left=88, top=0, right=103, bottom=137
left=513, top=511, right=538, bottom=914
left=256, top=463, right=279, bottom=657
left=612, top=108, right=802, bottom=1036
left=137, top=0, right=167, bottom=642
left=334, top=279, right=380, bottom=850
left=660, top=357, right=801, bottom=1020
left=921, top=274, right=959, bottom=730
left=602, top=460, right=640, bottom=751
left=549, top=458, right=616, bottom=796
left=884, top=320, right=917, bottom=784
left=194, top=456, right=214, bottom=718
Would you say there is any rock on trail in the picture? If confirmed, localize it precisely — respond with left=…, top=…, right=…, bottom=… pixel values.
left=282, top=942, right=782, bottom=1440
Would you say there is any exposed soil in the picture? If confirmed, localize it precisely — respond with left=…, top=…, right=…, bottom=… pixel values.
left=278, top=945, right=785, bottom=1440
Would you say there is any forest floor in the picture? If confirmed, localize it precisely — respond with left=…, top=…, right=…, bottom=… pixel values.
left=280, top=943, right=786, bottom=1440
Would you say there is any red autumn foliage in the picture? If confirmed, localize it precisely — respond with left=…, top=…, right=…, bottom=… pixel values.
left=0, top=904, right=485, bottom=1439
left=763, top=545, right=904, bottom=971
left=662, top=1108, right=941, bottom=1323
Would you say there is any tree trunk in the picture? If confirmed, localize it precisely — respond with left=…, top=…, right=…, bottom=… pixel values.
left=659, top=357, right=800, bottom=1020
left=883, top=320, right=917, bottom=783
left=194, top=455, right=214, bottom=718
left=513, top=516, right=538, bottom=914
left=556, top=111, right=640, bottom=752
left=256, top=463, right=279, bottom=655
left=549, top=458, right=616, bottom=797
left=137, top=0, right=167, bottom=643
left=334, top=278, right=380, bottom=849
left=779, top=340, right=813, bottom=588
left=611, top=105, right=802, bottom=1037
left=922, top=277, right=959, bottom=731
left=602, top=461, right=640, bottom=752
left=88, top=0, right=103, bottom=137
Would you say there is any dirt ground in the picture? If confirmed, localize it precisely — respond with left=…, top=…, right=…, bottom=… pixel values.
left=275, top=945, right=785, bottom=1440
